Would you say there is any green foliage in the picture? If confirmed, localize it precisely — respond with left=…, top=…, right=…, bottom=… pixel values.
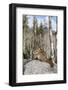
left=36, top=22, right=44, bottom=36
left=23, top=15, right=30, bottom=59
left=23, top=47, right=30, bottom=59
left=23, top=15, right=29, bottom=33
left=32, top=16, right=44, bottom=35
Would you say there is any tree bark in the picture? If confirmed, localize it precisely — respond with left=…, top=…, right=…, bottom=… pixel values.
left=48, top=16, right=54, bottom=62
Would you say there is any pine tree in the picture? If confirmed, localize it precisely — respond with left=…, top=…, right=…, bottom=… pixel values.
left=23, top=15, right=29, bottom=59
left=33, top=16, right=38, bottom=50
left=38, top=22, right=44, bottom=49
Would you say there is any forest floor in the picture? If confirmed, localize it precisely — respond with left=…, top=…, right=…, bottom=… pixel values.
left=23, top=59, right=57, bottom=75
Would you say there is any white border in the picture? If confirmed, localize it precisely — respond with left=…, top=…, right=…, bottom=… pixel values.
left=16, top=7, right=64, bottom=83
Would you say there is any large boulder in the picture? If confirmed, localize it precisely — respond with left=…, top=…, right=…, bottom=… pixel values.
left=24, top=60, right=57, bottom=75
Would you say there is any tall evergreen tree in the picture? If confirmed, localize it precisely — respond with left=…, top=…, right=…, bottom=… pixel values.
left=32, top=16, right=38, bottom=49
left=23, top=15, right=29, bottom=59
left=23, top=15, right=28, bottom=32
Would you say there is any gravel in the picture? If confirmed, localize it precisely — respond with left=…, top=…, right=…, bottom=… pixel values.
left=24, top=60, right=57, bottom=75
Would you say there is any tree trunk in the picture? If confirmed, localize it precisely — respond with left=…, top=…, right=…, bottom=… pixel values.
left=48, top=16, right=54, bottom=63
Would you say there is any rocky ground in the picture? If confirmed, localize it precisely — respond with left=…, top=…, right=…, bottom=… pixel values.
left=23, top=60, right=57, bottom=75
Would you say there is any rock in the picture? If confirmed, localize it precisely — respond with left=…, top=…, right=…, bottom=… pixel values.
left=24, top=60, right=57, bottom=75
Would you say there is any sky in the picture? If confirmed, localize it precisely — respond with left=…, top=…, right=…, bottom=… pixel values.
left=27, top=15, right=57, bottom=32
